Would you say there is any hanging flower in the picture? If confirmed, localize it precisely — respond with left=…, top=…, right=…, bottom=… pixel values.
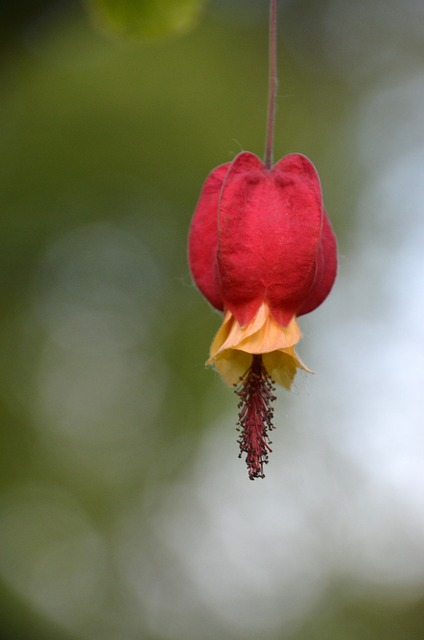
left=187, top=0, right=337, bottom=480
left=188, top=151, right=337, bottom=479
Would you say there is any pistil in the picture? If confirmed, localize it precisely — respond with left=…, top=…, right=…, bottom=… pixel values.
left=236, top=355, right=277, bottom=479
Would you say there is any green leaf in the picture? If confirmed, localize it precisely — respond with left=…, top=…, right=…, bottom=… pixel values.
left=86, top=0, right=205, bottom=41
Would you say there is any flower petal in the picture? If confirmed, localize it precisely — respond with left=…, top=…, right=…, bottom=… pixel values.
left=263, top=348, right=310, bottom=390
left=209, top=303, right=301, bottom=358
left=212, top=350, right=252, bottom=387
left=207, top=303, right=308, bottom=388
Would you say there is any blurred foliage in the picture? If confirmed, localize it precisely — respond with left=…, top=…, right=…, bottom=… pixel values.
left=1, top=0, right=424, bottom=639
left=86, top=0, right=205, bottom=41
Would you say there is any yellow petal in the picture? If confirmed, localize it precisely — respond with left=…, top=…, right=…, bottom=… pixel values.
left=263, top=348, right=311, bottom=390
left=213, top=350, right=252, bottom=386
left=207, top=302, right=311, bottom=388
left=209, top=302, right=301, bottom=357
left=236, top=313, right=301, bottom=353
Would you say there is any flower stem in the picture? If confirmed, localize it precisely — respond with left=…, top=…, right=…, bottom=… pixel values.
left=264, top=0, right=278, bottom=170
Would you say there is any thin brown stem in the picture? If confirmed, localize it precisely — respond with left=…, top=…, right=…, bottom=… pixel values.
left=264, top=0, right=278, bottom=170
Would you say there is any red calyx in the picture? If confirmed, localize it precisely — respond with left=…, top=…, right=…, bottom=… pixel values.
left=188, top=151, right=337, bottom=326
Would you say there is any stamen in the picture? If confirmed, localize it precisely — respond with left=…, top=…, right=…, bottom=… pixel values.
left=235, top=354, right=277, bottom=480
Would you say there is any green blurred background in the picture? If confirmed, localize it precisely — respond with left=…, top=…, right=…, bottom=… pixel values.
left=2, top=0, right=424, bottom=638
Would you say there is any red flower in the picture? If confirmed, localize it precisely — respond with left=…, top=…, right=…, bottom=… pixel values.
left=188, top=151, right=337, bottom=479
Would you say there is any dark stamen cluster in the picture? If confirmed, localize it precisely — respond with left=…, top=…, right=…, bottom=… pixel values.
left=235, top=355, right=277, bottom=480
